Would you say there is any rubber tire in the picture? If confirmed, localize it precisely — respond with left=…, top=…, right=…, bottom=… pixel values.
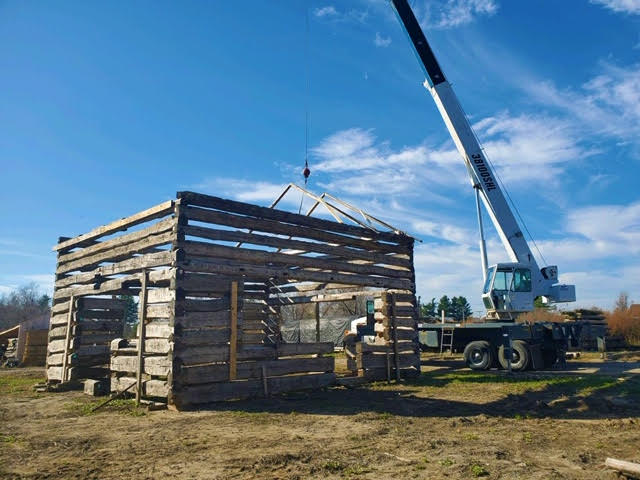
left=463, top=341, right=494, bottom=371
left=498, top=340, right=530, bottom=371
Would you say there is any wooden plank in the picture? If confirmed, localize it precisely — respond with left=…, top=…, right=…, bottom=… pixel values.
left=47, top=349, right=110, bottom=366
left=177, top=192, right=408, bottom=243
left=181, top=225, right=412, bottom=269
left=61, top=295, right=75, bottom=382
left=239, top=332, right=265, bottom=345
left=276, top=342, right=333, bottom=357
left=56, top=231, right=175, bottom=275
left=135, top=271, right=149, bottom=405
left=229, top=281, right=238, bottom=381
left=183, top=206, right=407, bottom=255
left=146, top=323, right=172, bottom=339
left=55, top=251, right=174, bottom=288
left=178, top=258, right=413, bottom=291
left=180, top=241, right=410, bottom=280
left=111, top=355, right=171, bottom=376
left=55, top=200, right=175, bottom=252
left=172, top=372, right=335, bottom=407
left=58, top=217, right=176, bottom=265
left=605, top=458, right=640, bottom=477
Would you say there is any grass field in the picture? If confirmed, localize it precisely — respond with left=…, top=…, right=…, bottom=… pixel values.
left=1, top=359, right=639, bottom=480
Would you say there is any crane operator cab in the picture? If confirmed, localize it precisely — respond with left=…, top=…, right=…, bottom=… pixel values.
left=482, top=263, right=534, bottom=320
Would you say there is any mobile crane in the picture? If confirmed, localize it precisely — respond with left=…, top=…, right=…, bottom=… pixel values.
left=389, top=0, right=578, bottom=370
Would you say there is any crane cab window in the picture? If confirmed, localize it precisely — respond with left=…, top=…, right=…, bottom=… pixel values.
left=493, top=269, right=513, bottom=292
left=483, top=266, right=496, bottom=294
left=512, top=268, right=531, bottom=292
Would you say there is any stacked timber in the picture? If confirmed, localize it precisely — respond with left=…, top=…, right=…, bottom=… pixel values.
left=21, top=330, right=48, bottom=366
left=347, top=292, right=420, bottom=380
left=47, top=297, right=126, bottom=382
left=564, top=309, right=626, bottom=350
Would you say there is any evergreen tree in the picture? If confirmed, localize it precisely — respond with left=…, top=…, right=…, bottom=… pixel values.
left=437, top=295, right=451, bottom=318
left=420, top=297, right=437, bottom=317
left=451, top=296, right=472, bottom=321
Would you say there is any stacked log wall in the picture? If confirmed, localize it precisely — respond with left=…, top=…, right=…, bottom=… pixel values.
left=46, top=200, right=178, bottom=384
left=348, top=292, right=420, bottom=380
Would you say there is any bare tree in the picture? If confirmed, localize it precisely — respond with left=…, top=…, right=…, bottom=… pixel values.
left=614, top=292, right=630, bottom=312
left=0, top=283, right=51, bottom=330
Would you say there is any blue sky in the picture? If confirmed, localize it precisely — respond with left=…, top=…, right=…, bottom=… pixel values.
left=1, top=0, right=639, bottom=314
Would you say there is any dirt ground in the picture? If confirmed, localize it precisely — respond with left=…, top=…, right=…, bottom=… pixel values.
left=1, top=354, right=639, bottom=480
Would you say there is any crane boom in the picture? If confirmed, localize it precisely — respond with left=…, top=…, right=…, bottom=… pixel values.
left=390, top=0, right=575, bottom=317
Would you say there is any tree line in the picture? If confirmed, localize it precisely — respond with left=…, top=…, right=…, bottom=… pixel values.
left=0, top=283, right=51, bottom=331
left=420, top=295, right=472, bottom=321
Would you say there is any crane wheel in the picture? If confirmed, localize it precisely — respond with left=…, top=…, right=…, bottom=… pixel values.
left=463, top=341, right=494, bottom=371
left=498, top=340, right=530, bottom=371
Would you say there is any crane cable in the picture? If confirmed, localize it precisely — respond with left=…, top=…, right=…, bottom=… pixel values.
left=299, top=3, right=311, bottom=214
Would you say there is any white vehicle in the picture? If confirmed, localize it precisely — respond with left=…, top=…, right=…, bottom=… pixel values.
left=390, top=0, right=576, bottom=319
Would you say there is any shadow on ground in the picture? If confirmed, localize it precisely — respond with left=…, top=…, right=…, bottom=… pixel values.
left=194, top=369, right=640, bottom=421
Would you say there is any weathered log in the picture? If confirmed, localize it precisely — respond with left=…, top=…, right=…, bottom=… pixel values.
left=57, top=217, right=176, bottom=265
left=54, top=200, right=175, bottom=252
left=179, top=258, right=413, bottom=291
left=175, top=357, right=334, bottom=386
left=111, top=355, right=171, bottom=377
left=181, top=225, right=412, bottom=268
left=111, top=376, right=169, bottom=398
left=276, top=342, right=333, bottom=357
left=177, top=192, right=407, bottom=244
left=172, top=372, right=336, bottom=407
left=55, top=251, right=174, bottom=288
left=56, top=231, right=175, bottom=275
left=180, top=241, right=410, bottom=280
left=183, top=206, right=407, bottom=254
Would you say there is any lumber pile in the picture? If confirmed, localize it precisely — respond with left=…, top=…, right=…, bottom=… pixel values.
left=21, top=330, right=48, bottom=366
left=564, top=309, right=626, bottom=350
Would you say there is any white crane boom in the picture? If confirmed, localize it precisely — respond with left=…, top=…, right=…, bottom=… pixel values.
left=389, top=0, right=575, bottom=317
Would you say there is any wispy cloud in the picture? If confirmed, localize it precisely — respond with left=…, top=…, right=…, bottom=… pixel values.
left=313, top=5, right=369, bottom=24
left=473, top=112, right=590, bottom=186
left=590, top=0, right=640, bottom=15
left=525, top=62, right=640, bottom=144
left=374, top=32, right=391, bottom=47
left=313, top=6, right=338, bottom=18
left=412, top=0, right=498, bottom=29
left=190, top=177, right=296, bottom=206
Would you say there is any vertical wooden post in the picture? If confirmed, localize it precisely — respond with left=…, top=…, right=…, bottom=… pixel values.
left=61, top=295, right=75, bottom=383
left=135, top=270, right=149, bottom=406
left=315, top=302, right=321, bottom=342
left=261, top=365, right=269, bottom=397
left=229, top=281, right=238, bottom=381
left=391, top=293, right=400, bottom=381
left=385, top=351, right=391, bottom=384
